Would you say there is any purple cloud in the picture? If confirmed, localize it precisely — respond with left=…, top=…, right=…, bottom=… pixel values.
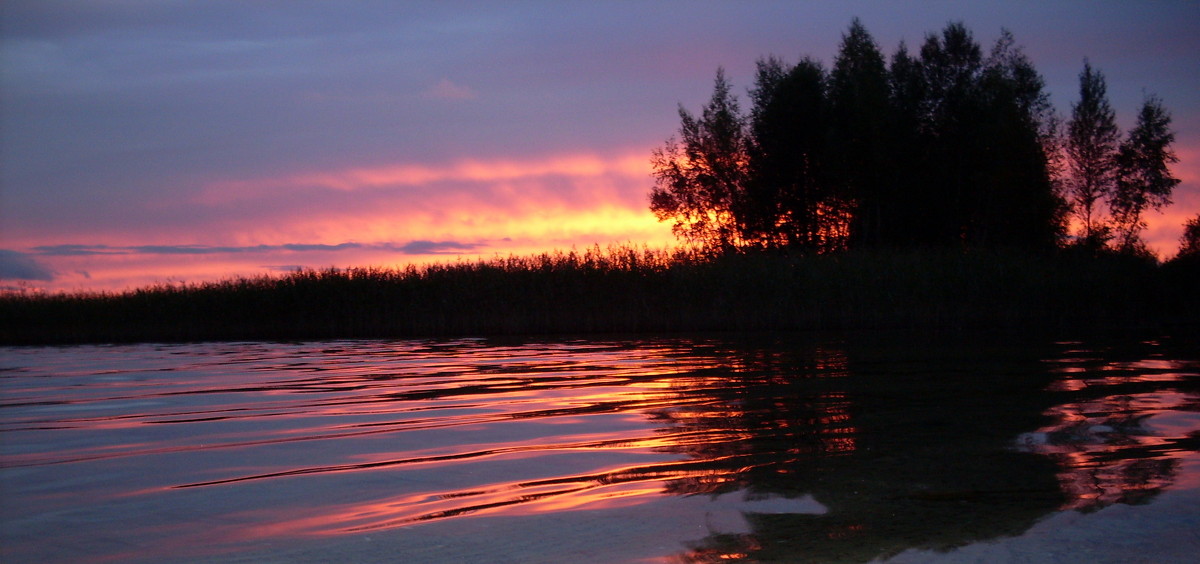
left=394, top=240, right=483, bottom=254
left=30, top=241, right=483, bottom=257
left=0, top=250, right=55, bottom=281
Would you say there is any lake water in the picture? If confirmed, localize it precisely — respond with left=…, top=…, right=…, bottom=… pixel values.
left=2, top=335, right=1198, bottom=563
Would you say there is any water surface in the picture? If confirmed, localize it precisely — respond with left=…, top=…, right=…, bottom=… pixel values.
left=2, top=335, right=1198, bottom=563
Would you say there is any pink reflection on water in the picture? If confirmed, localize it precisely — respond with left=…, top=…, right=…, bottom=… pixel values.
left=1021, top=348, right=1200, bottom=511
left=2, top=339, right=743, bottom=561
left=6, top=338, right=1198, bottom=564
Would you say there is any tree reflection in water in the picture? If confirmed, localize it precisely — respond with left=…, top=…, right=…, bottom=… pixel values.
left=1019, top=340, right=1200, bottom=512
left=646, top=336, right=1199, bottom=563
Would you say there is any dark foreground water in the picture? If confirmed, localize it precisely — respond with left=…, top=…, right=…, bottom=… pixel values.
left=2, top=334, right=1198, bottom=563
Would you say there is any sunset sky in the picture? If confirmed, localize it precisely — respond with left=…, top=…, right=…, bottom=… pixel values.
left=3, top=1, right=1198, bottom=293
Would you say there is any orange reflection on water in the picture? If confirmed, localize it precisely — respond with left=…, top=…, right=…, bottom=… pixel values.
left=201, top=343, right=867, bottom=541
left=0, top=339, right=882, bottom=564
left=229, top=465, right=673, bottom=541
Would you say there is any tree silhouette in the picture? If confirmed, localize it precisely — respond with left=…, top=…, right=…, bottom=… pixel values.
left=1178, top=214, right=1200, bottom=259
left=910, top=22, right=986, bottom=247
left=971, top=29, right=1066, bottom=249
left=745, top=56, right=835, bottom=250
left=1111, top=95, right=1181, bottom=252
left=882, top=41, right=928, bottom=247
left=891, top=23, right=1062, bottom=250
left=650, top=69, right=750, bottom=255
left=649, top=21, right=1176, bottom=258
left=829, top=18, right=891, bottom=248
left=1066, top=61, right=1120, bottom=248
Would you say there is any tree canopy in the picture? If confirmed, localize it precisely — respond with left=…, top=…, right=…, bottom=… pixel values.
left=1111, top=95, right=1181, bottom=251
left=650, top=20, right=1182, bottom=258
left=1065, top=61, right=1120, bottom=248
left=1177, top=214, right=1200, bottom=260
left=650, top=68, right=749, bottom=254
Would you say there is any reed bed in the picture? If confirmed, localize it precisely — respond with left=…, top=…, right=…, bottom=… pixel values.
left=1, top=245, right=1194, bottom=344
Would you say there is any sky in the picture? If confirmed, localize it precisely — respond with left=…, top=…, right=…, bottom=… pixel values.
left=2, top=1, right=1198, bottom=293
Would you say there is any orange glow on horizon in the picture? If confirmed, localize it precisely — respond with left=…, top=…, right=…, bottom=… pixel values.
left=13, top=147, right=678, bottom=293
left=9, top=142, right=1197, bottom=293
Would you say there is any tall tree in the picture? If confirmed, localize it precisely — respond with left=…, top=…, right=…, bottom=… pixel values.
left=882, top=41, right=928, bottom=247
left=745, top=57, right=833, bottom=250
left=970, top=30, right=1066, bottom=249
left=1111, top=95, right=1180, bottom=252
left=1065, top=61, right=1120, bottom=248
left=914, top=22, right=985, bottom=247
left=829, top=18, right=891, bottom=248
left=650, top=68, right=750, bottom=255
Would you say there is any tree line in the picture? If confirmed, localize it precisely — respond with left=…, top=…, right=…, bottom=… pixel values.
left=650, top=19, right=1186, bottom=257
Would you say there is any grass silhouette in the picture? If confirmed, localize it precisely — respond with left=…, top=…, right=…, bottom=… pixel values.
left=1, top=245, right=1194, bottom=344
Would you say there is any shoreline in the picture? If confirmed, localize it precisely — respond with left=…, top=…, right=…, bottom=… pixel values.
left=2, top=248, right=1197, bottom=346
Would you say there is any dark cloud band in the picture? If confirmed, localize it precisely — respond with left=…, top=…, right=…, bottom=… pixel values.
left=0, top=250, right=55, bottom=281
left=31, top=240, right=484, bottom=257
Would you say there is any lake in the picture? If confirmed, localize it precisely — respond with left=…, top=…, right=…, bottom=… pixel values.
left=2, top=334, right=1198, bottom=563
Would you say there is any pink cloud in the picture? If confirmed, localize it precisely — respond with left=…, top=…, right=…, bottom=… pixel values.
left=1142, top=143, right=1200, bottom=258
left=199, top=151, right=651, bottom=201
